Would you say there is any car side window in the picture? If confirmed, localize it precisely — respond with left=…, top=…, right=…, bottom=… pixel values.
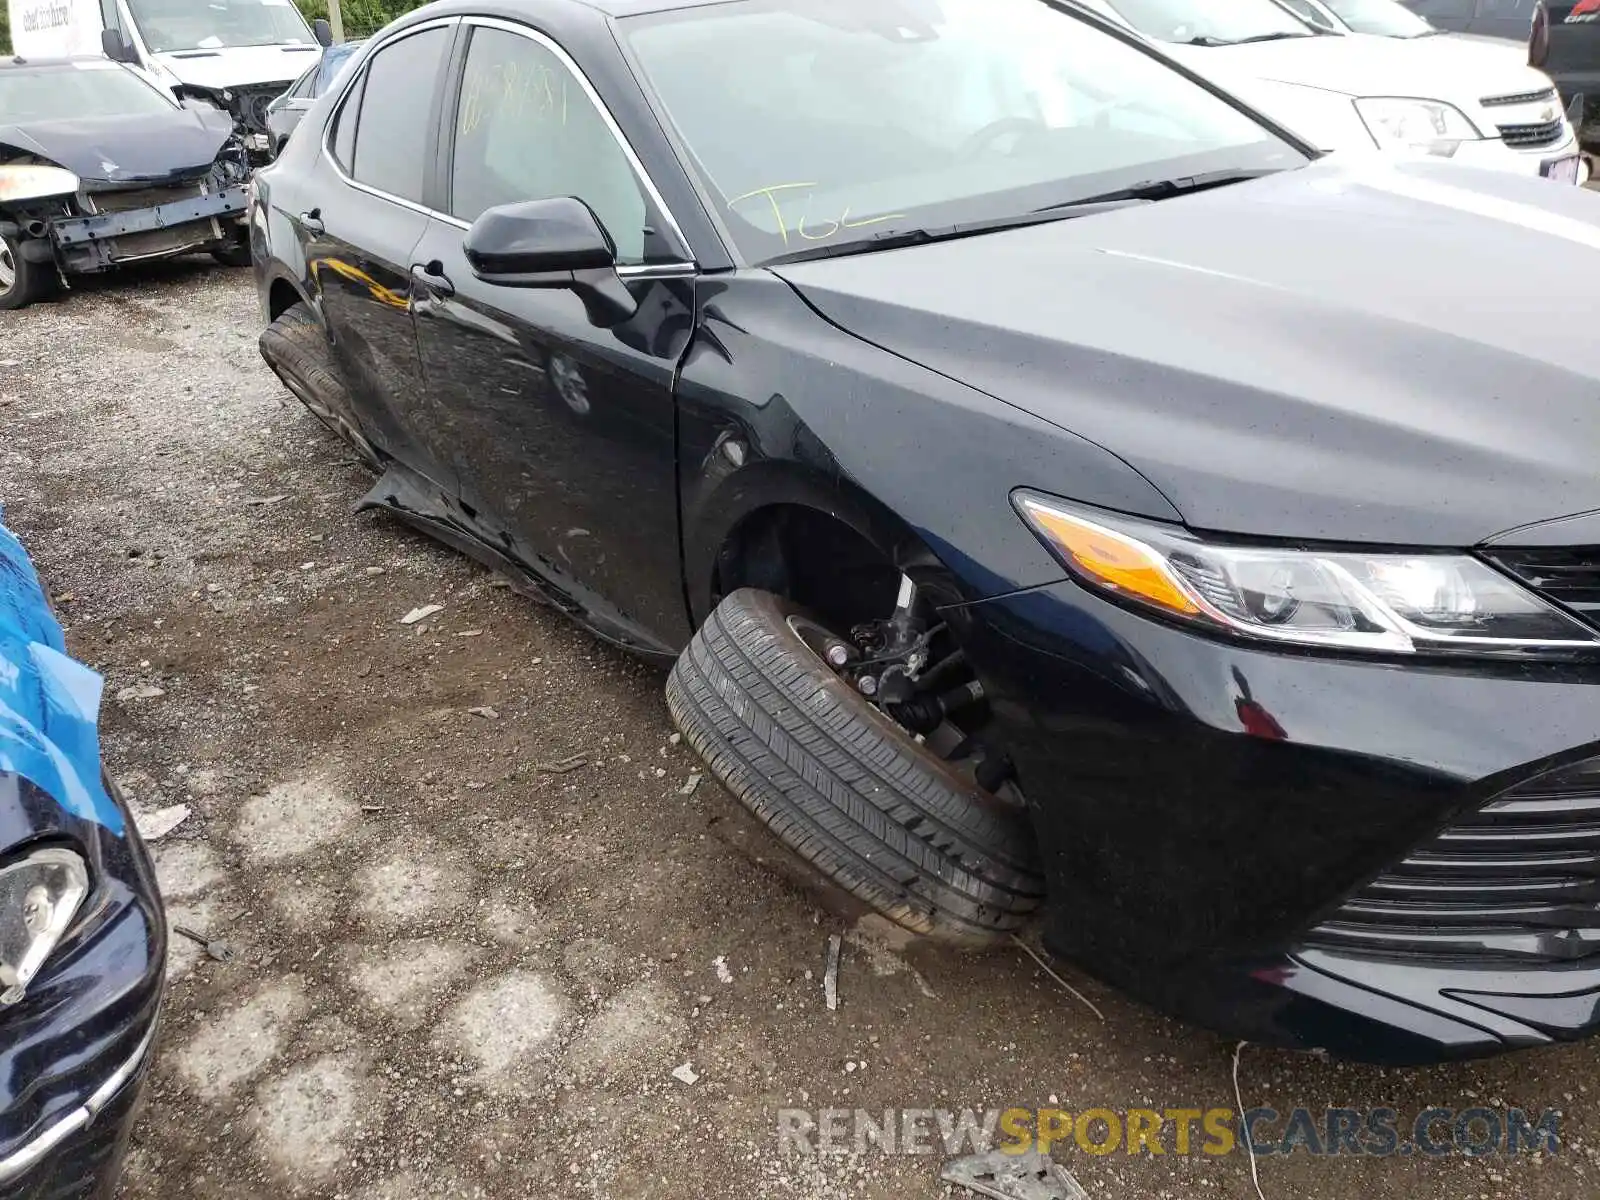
left=287, top=65, right=317, bottom=100
left=328, top=70, right=362, bottom=169
left=348, top=26, right=450, bottom=203
left=448, top=25, right=653, bottom=264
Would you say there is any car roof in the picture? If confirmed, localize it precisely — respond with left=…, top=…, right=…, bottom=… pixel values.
left=586, top=0, right=742, bottom=12
left=490, top=0, right=745, bottom=16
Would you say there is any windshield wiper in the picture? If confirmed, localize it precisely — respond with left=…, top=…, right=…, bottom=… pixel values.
left=763, top=200, right=1149, bottom=265
left=1063, top=167, right=1282, bottom=205
left=1231, top=30, right=1315, bottom=41
left=1184, top=34, right=1236, bottom=45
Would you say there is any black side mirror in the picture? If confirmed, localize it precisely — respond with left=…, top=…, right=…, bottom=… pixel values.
left=463, top=197, right=639, bottom=326
left=313, top=18, right=333, bottom=47
left=101, top=27, right=137, bottom=63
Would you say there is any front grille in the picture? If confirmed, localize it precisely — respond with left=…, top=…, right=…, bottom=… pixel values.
left=1306, top=757, right=1600, bottom=963
left=84, top=183, right=201, bottom=215
left=1485, top=547, right=1600, bottom=630
left=1497, top=118, right=1567, bottom=148
left=1481, top=86, right=1559, bottom=108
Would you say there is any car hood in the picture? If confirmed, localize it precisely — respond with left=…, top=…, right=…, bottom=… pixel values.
left=0, top=108, right=235, bottom=185
left=153, top=43, right=320, bottom=90
left=1164, top=31, right=1550, bottom=100
left=770, top=157, right=1600, bottom=547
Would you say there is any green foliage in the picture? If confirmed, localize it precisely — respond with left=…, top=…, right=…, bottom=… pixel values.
left=293, top=0, right=428, bottom=39
left=1, top=3, right=11, bottom=58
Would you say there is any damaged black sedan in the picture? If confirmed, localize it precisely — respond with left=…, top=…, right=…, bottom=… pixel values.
left=0, top=56, right=251, bottom=310
left=255, top=0, right=1600, bottom=1064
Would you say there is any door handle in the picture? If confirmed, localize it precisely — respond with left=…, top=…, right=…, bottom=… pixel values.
left=410, top=259, right=455, bottom=298
left=298, top=208, right=324, bottom=235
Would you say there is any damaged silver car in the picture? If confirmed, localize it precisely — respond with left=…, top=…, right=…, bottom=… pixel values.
left=0, top=55, right=252, bottom=309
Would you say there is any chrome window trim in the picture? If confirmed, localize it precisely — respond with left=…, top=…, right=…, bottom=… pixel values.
left=317, top=13, right=696, bottom=269
left=319, top=16, right=462, bottom=218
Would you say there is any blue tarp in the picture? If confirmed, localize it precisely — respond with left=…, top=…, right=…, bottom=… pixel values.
left=0, top=515, right=124, bottom=835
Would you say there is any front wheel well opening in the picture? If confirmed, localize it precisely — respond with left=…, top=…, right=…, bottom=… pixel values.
left=711, top=501, right=1022, bottom=799
left=268, top=279, right=302, bottom=323
left=714, top=504, right=903, bottom=637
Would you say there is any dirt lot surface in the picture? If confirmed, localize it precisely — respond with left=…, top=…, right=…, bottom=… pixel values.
left=4, top=264, right=1600, bottom=1200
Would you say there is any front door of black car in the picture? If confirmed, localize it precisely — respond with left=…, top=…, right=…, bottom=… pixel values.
left=308, top=21, right=461, bottom=497
left=408, top=20, right=697, bottom=649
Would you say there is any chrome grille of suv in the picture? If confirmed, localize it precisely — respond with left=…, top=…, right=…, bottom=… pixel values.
left=1481, top=86, right=1559, bottom=108
left=1485, top=547, right=1600, bottom=630
left=1497, top=118, right=1567, bottom=148
left=1305, top=757, right=1600, bottom=963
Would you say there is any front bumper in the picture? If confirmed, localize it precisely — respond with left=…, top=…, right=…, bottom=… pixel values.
left=0, top=778, right=167, bottom=1198
left=52, top=185, right=249, bottom=273
left=1447, top=130, right=1581, bottom=179
left=0, top=1024, right=155, bottom=1200
left=955, top=577, right=1600, bottom=1063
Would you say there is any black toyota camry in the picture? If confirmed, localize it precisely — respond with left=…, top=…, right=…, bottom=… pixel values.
left=252, top=0, right=1600, bottom=1063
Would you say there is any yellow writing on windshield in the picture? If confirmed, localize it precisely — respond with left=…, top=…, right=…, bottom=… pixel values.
left=728, top=183, right=906, bottom=248
left=459, top=58, right=568, bottom=137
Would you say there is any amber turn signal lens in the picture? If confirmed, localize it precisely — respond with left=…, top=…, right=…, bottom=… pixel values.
left=1016, top=498, right=1200, bottom=616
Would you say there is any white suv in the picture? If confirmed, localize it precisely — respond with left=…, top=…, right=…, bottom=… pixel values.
left=1076, top=0, right=1581, bottom=181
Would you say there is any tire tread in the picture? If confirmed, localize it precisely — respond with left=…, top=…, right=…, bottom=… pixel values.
left=667, top=589, right=1045, bottom=944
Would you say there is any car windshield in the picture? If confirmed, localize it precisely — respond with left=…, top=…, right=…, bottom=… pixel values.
left=0, top=65, right=175, bottom=121
left=625, top=0, right=1304, bottom=264
left=125, top=0, right=313, bottom=52
left=1317, top=0, right=1437, bottom=35
left=1098, top=0, right=1319, bottom=43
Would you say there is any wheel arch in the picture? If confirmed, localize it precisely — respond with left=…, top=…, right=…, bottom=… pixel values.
left=266, top=273, right=309, bottom=323
left=688, top=461, right=960, bottom=634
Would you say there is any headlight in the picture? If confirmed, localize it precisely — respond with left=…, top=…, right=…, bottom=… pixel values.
left=0, top=164, right=80, bottom=203
left=0, top=848, right=88, bottom=1006
left=1014, top=493, right=1600, bottom=657
left=1355, top=97, right=1480, bottom=157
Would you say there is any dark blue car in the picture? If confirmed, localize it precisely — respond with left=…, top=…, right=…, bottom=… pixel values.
left=0, top=518, right=164, bottom=1199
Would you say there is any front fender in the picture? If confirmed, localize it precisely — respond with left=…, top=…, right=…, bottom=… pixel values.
left=676, top=272, right=1182, bottom=620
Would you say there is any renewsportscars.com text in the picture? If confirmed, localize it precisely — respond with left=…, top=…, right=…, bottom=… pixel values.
left=777, top=1105, right=1561, bottom=1158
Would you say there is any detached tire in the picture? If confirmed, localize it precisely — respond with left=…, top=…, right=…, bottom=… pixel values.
left=259, top=301, right=380, bottom=468
left=667, top=588, right=1046, bottom=945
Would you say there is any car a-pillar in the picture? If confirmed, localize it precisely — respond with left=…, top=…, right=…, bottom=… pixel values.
left=667, top=493, right=1049, bottom=946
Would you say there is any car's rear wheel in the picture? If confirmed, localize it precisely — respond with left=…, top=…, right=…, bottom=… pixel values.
left=258, top=300, right=381, bottom=468
left=666, top=587, right=1046, bottom=945
left=0, top=232, right=49, bottom=311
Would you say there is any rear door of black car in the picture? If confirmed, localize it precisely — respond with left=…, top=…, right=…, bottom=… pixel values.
left=406, top=17, right=699, bottom=649
left=304, top=19, right=463, bottom=496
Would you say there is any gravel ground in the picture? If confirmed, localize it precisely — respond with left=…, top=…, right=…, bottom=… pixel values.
left=3, top=262, right=1600, bottom=1200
